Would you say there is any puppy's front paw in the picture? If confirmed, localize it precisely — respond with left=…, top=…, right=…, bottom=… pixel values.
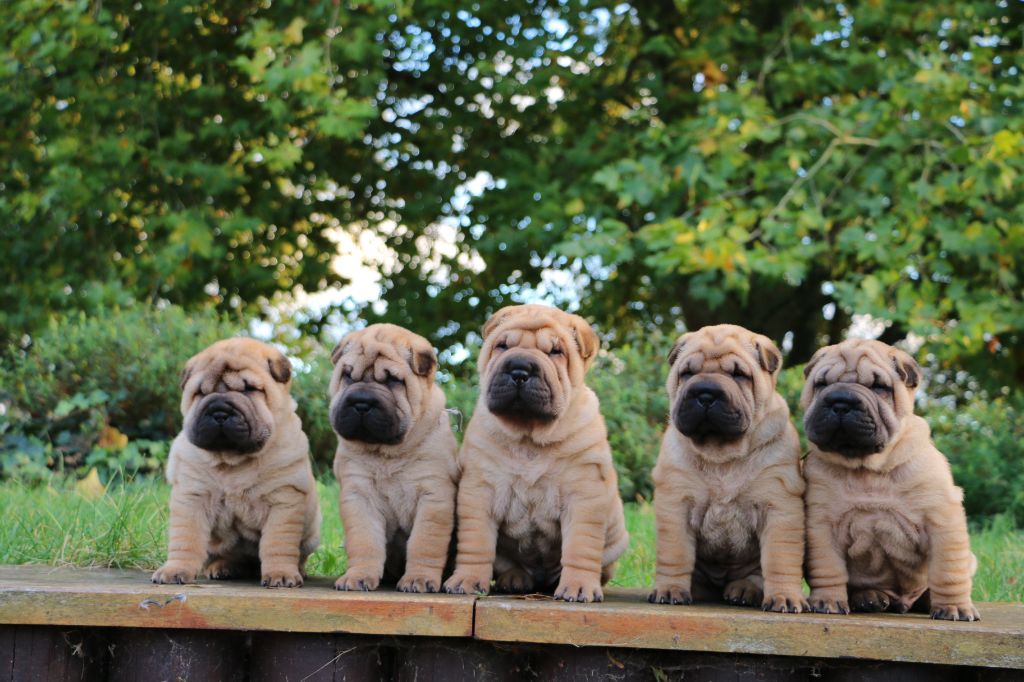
left=397, top=570, right=441, bottom=594
left=334, top=570, right=380, bottom=592
left=762, top=587, right=809, bottom=614
left=261, top=566, right=304, bottom=588
left=648, top=582, right=693, bottom=605
left=931, top=601, right=981, bottom=622
left=554, top=569, right=603, bottom=603
left=443, top=569, right=492, bottom=595
left=151, top=562, right=199, bottom=585
left=808, top=588, right=850, bottom=615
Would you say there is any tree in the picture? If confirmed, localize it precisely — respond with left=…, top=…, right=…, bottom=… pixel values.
left=3, top=1, right=1021, bottom=387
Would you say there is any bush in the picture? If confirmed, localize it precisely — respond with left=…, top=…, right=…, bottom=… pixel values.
left=0, top=303, right=238, bottom=481
left=929, top=394, right=1024, bottom=527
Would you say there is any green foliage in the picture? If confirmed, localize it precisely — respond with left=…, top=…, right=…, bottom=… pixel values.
left=0, top=303, right=237, bottom=480
left=930, top=393, right=1024, bottom=526
left=3, top=0, right=1020, bottom=388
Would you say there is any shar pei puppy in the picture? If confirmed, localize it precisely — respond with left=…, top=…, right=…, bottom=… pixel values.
left=329, top=324, right=459, bottom=593
left=153, top=338, right=321, bottom=587
left=802, top=339, right=979, bottom=621
left=444, top=304, right=629, bottom=602
left=650, top=325, right=807, bottom=612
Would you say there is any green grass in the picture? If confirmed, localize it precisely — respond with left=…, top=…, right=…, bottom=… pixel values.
left=1, top=478, right=1020, bottom=602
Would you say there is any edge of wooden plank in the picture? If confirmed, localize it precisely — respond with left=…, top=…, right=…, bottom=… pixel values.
left=0, top=566, right=475, bottom=637
left=473, top=589, right=1024, bottom=669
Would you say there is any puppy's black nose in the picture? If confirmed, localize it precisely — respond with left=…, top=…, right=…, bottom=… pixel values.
left=686, top=382, right=724, bottom=409
left=352, top=401, right=372, bottom=414
left=504, top=358, right=538, bottom=385
left=211, top=409, right=231, bottom=424
left=829, top=399, right=853, bottom=416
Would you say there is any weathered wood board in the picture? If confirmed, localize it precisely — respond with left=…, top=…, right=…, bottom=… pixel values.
left=474, top=589, right=1024, bottom=669
left=0, top=566, right=475, bottom=637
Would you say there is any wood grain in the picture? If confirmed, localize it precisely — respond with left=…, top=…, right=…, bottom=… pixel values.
left=0, top=566, right=475, bottom=637
left=473, top=589, right=1024, bottom=669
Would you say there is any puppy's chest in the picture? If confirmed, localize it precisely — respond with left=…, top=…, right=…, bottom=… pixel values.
left=496, top=459, right=562, bottom=543
left=690, top=472, right=761, bottom=562
left=833, top=476, right=927, bottom=558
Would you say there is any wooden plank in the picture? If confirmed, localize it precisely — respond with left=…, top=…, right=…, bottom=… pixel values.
left=0, top=566, right=474, bottom=638
left=247, top=632, right=384, bottom=682
left=473, top=590, right=1024, bottom=670
left=106, top=628, right=246, bottom=682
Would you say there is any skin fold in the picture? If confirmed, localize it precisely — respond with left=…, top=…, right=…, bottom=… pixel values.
left=153, top=338, right=320, bottom=588
left=650, top=325, right=807, bottom=613
left=802, top=339, right=979, bottom=621
left=444, top=304, right=629, bottom=603
left=329, top=324, right=459, bottom=593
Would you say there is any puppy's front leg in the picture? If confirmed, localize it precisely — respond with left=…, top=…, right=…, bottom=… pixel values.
left=444, top=469, right=497, bottom=595
left=336, top=484, right=387, bottom=591
left=153, top=490, right=210, bottom=584
left=260, top=490, right=307, bottom=588
left=760, top=495, right=808, bottom=613
left=555, top=470, right=608, bottom=603
left=650, top=490, right=696, bottom=605
left=805, top=498, right=850, bottom=614
left=927, top=503, right=980, bottom=621
left=399, top=484, right=455, bottom=593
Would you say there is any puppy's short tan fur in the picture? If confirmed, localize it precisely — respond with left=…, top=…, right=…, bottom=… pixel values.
left=444, top=305, right=628, bottom=602
left=153, top=338, right=320, bottom=587
left=650, top=325, right=806, bottom=612
left=329, top=324, right=458, bottom=593
left=802, top=339, right=979, bottom=621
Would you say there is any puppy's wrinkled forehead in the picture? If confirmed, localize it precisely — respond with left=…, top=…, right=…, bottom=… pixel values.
left=497, top=325, right=565, bottom=349
left=813, top=344, right=898, bottom=384
left=678, top=334, right=753, bottom=369
left=339, top=339, right=407, bottom=378
left=189, top=356, right=267, bottom=394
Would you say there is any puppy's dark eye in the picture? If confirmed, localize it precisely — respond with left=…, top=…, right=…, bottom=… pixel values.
left=385, top=371, right=404, bottom=386
left=731, top=368, right=749, bottom=380
left=814, top=379, right=828, bottom=389
left=549, top=347, right=563, bottom=356
left=341, top=369, right=353, bottom=382
left=496, top=341, right=508, bottom=350
left=871, top=381, right=892, bottom=393
left=680, top=370, right=693, bottom=380
left=243, top=382, right=263, bottom=394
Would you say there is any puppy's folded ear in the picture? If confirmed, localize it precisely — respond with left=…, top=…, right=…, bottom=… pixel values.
left=268, top=353, right=292, bottom=384
left=755, top=338, right=783, bottom=375
left=482, top=305, right=525, bottom=340
left=668, top=334, right=689, bottom=367
left=410, top=342, right=438, bottom=377
left=568, top=314, right=600, bottom=368
left=179, top=359, right=196, bottom=391
left=891, top=349, right=921, bottom=389
left=803, top=346, right=829, bottom=379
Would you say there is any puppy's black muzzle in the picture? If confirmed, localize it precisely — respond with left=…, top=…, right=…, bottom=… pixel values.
left=332, top=388, right=405, bottom=445
left=673, top=379, right=748, bottom=442
left=487, top=356, right=556, bottom=421
left=188, top=396, right=265, bottom=454
left=805, top=388, right=886, bottom=457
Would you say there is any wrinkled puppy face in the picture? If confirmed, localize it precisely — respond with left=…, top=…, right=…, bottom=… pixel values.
left=801, top=339, right=920, bottom=458
left=479, top=304, right=599, bottom=426
left=179, top=338, right=293, bottom=455
left=666, top=325, right=782, bottom=446
left=329, top=324, right=437, bottom=446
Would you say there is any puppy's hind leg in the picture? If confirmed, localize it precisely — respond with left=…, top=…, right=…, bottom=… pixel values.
left=494, top=555, right=535, bottom=594
left=724, top=574, right=764, bottom=607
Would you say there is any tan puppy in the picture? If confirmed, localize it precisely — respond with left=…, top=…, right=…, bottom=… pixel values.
left=802, top=339, right=979, bottom=621
left=649, top=325, right=806, bottom=612
left=329, top=324, right=458, bottom=593
left=152, top=338, right=320, bottom=587
left=443, top=304, right=629, bottom=603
